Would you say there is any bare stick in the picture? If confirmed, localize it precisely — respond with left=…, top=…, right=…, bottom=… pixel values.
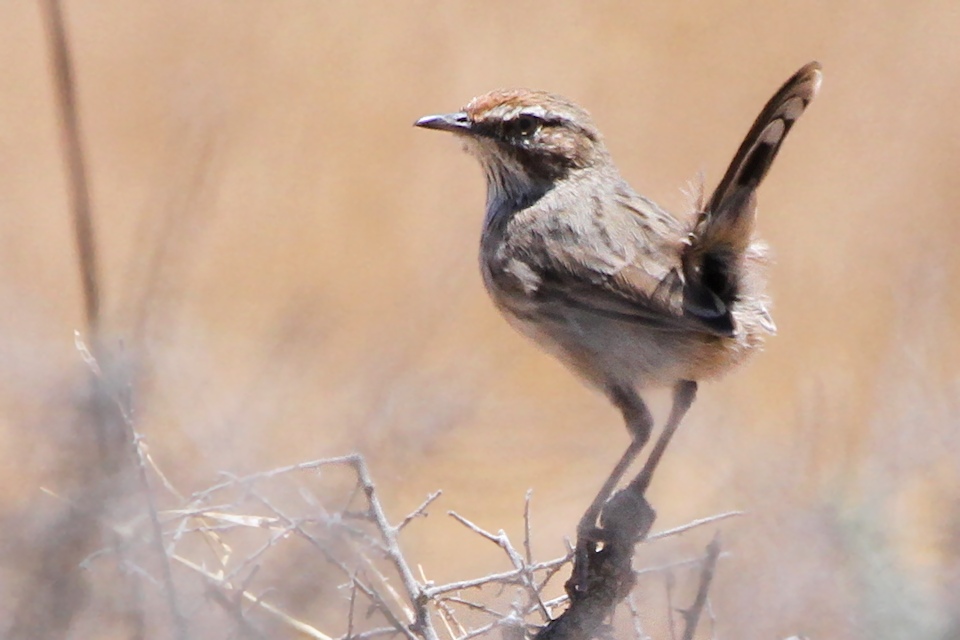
left=435, top=597, right=465, bottom=640
left=340, top=628, right=402, bottom=640
left=130, top=432, right=186, bottom=634
left=523, top=490, right=534, bottom=565
left=424, top=553, right=569, bottom=598
left=174, top=554, right=334, bottom=640
left=350, top=456, right=440, bottom=640
left=447, top=511, right=551, bottom=620
left=626, top=592, right=650, bottom=640
left=76, top=334, right=187, bottom=637
left=520, top=491, right=553, bottom=622
left=189, top=454, right=364, bottom=503
left=77, top=342, right=181, bottom=632
left=398, top=490, right=443, bottom=531
left=347, top=578, right=359, bottom=640
left=207, top=586, right=268, bottom=639
left=634, top=552, right=730, bottom=579
left=646, top=511, right=744, bottom=542
left=438, top=596, right=508, bottom=619
left=244, top=487, right=416, bottom=640
left=455, top=613, right=523, bottom=640
left=680, top=535, right=722, bottom=640
left=531, top=551, right=574, bottom=602
left=665, top=571, right=678, bottom=640
left=39, top=0, right=101, bottom=335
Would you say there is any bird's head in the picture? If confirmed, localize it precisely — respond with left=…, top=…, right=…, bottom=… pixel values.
left=415, top=89, right=611, bottom=207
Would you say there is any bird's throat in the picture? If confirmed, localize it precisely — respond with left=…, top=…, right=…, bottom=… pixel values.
left=481, top=162, right=551, bottom=234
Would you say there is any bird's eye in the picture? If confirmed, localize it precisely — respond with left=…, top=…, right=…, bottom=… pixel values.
left=505, top=115, right=540, bottom=139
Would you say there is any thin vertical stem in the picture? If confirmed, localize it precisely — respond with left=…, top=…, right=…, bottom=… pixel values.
left=39, top=0, right=101, bottom=337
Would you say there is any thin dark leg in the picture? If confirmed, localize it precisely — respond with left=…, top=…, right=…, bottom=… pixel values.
left=626, top=380, right=697, bottom=496
left=577, top=387, right=653, bottom=537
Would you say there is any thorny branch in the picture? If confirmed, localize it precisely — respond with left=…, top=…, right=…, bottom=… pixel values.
left=351, top=456, right=441, bottom=640
left=62, top=404, right=738, bottom=640
left=679, top=535, right=722, bottom=640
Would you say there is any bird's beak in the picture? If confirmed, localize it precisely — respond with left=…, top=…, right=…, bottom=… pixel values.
left=414, top=111, right=472, bottom=134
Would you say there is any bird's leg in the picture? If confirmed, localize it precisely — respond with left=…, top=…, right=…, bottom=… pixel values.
left=568, top=383, right=695, bottom=600
left=623, top=380, right=698, bottom=498
left=577, top=387, right=653, bottom=537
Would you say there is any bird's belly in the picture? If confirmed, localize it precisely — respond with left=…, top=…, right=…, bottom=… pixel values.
left=480, top=253, right=761, bottom=394
left=491, top=292, right=706, bottom=392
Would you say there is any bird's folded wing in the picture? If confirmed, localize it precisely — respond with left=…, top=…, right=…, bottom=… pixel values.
left=534, top=262, right=733, bottom=336
left=528, top=216, right=734, bottom=337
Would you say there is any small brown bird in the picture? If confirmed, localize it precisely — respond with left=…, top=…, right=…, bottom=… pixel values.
left=416, top=63, right=821, bottom=530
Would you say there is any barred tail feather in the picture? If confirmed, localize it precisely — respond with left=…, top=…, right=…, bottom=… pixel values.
left=682, top=62, right=821, bottom=334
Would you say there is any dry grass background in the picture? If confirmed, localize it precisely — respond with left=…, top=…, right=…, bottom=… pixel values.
left=1, top=1, right=959, bottom=638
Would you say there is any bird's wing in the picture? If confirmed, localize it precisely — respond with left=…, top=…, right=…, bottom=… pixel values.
left=518, top=183, right=735, bottom=336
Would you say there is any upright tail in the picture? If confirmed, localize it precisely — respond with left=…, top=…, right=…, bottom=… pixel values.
left=682, top=62, right=822, bottom=334
left=708, top=62, right=822, bottom=214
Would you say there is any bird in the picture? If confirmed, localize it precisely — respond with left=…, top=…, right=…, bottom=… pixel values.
left=415, top=62, right=821, bottom=532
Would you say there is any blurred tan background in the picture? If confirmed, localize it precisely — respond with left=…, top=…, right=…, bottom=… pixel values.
left=2, top=1, right=959, bottom=638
